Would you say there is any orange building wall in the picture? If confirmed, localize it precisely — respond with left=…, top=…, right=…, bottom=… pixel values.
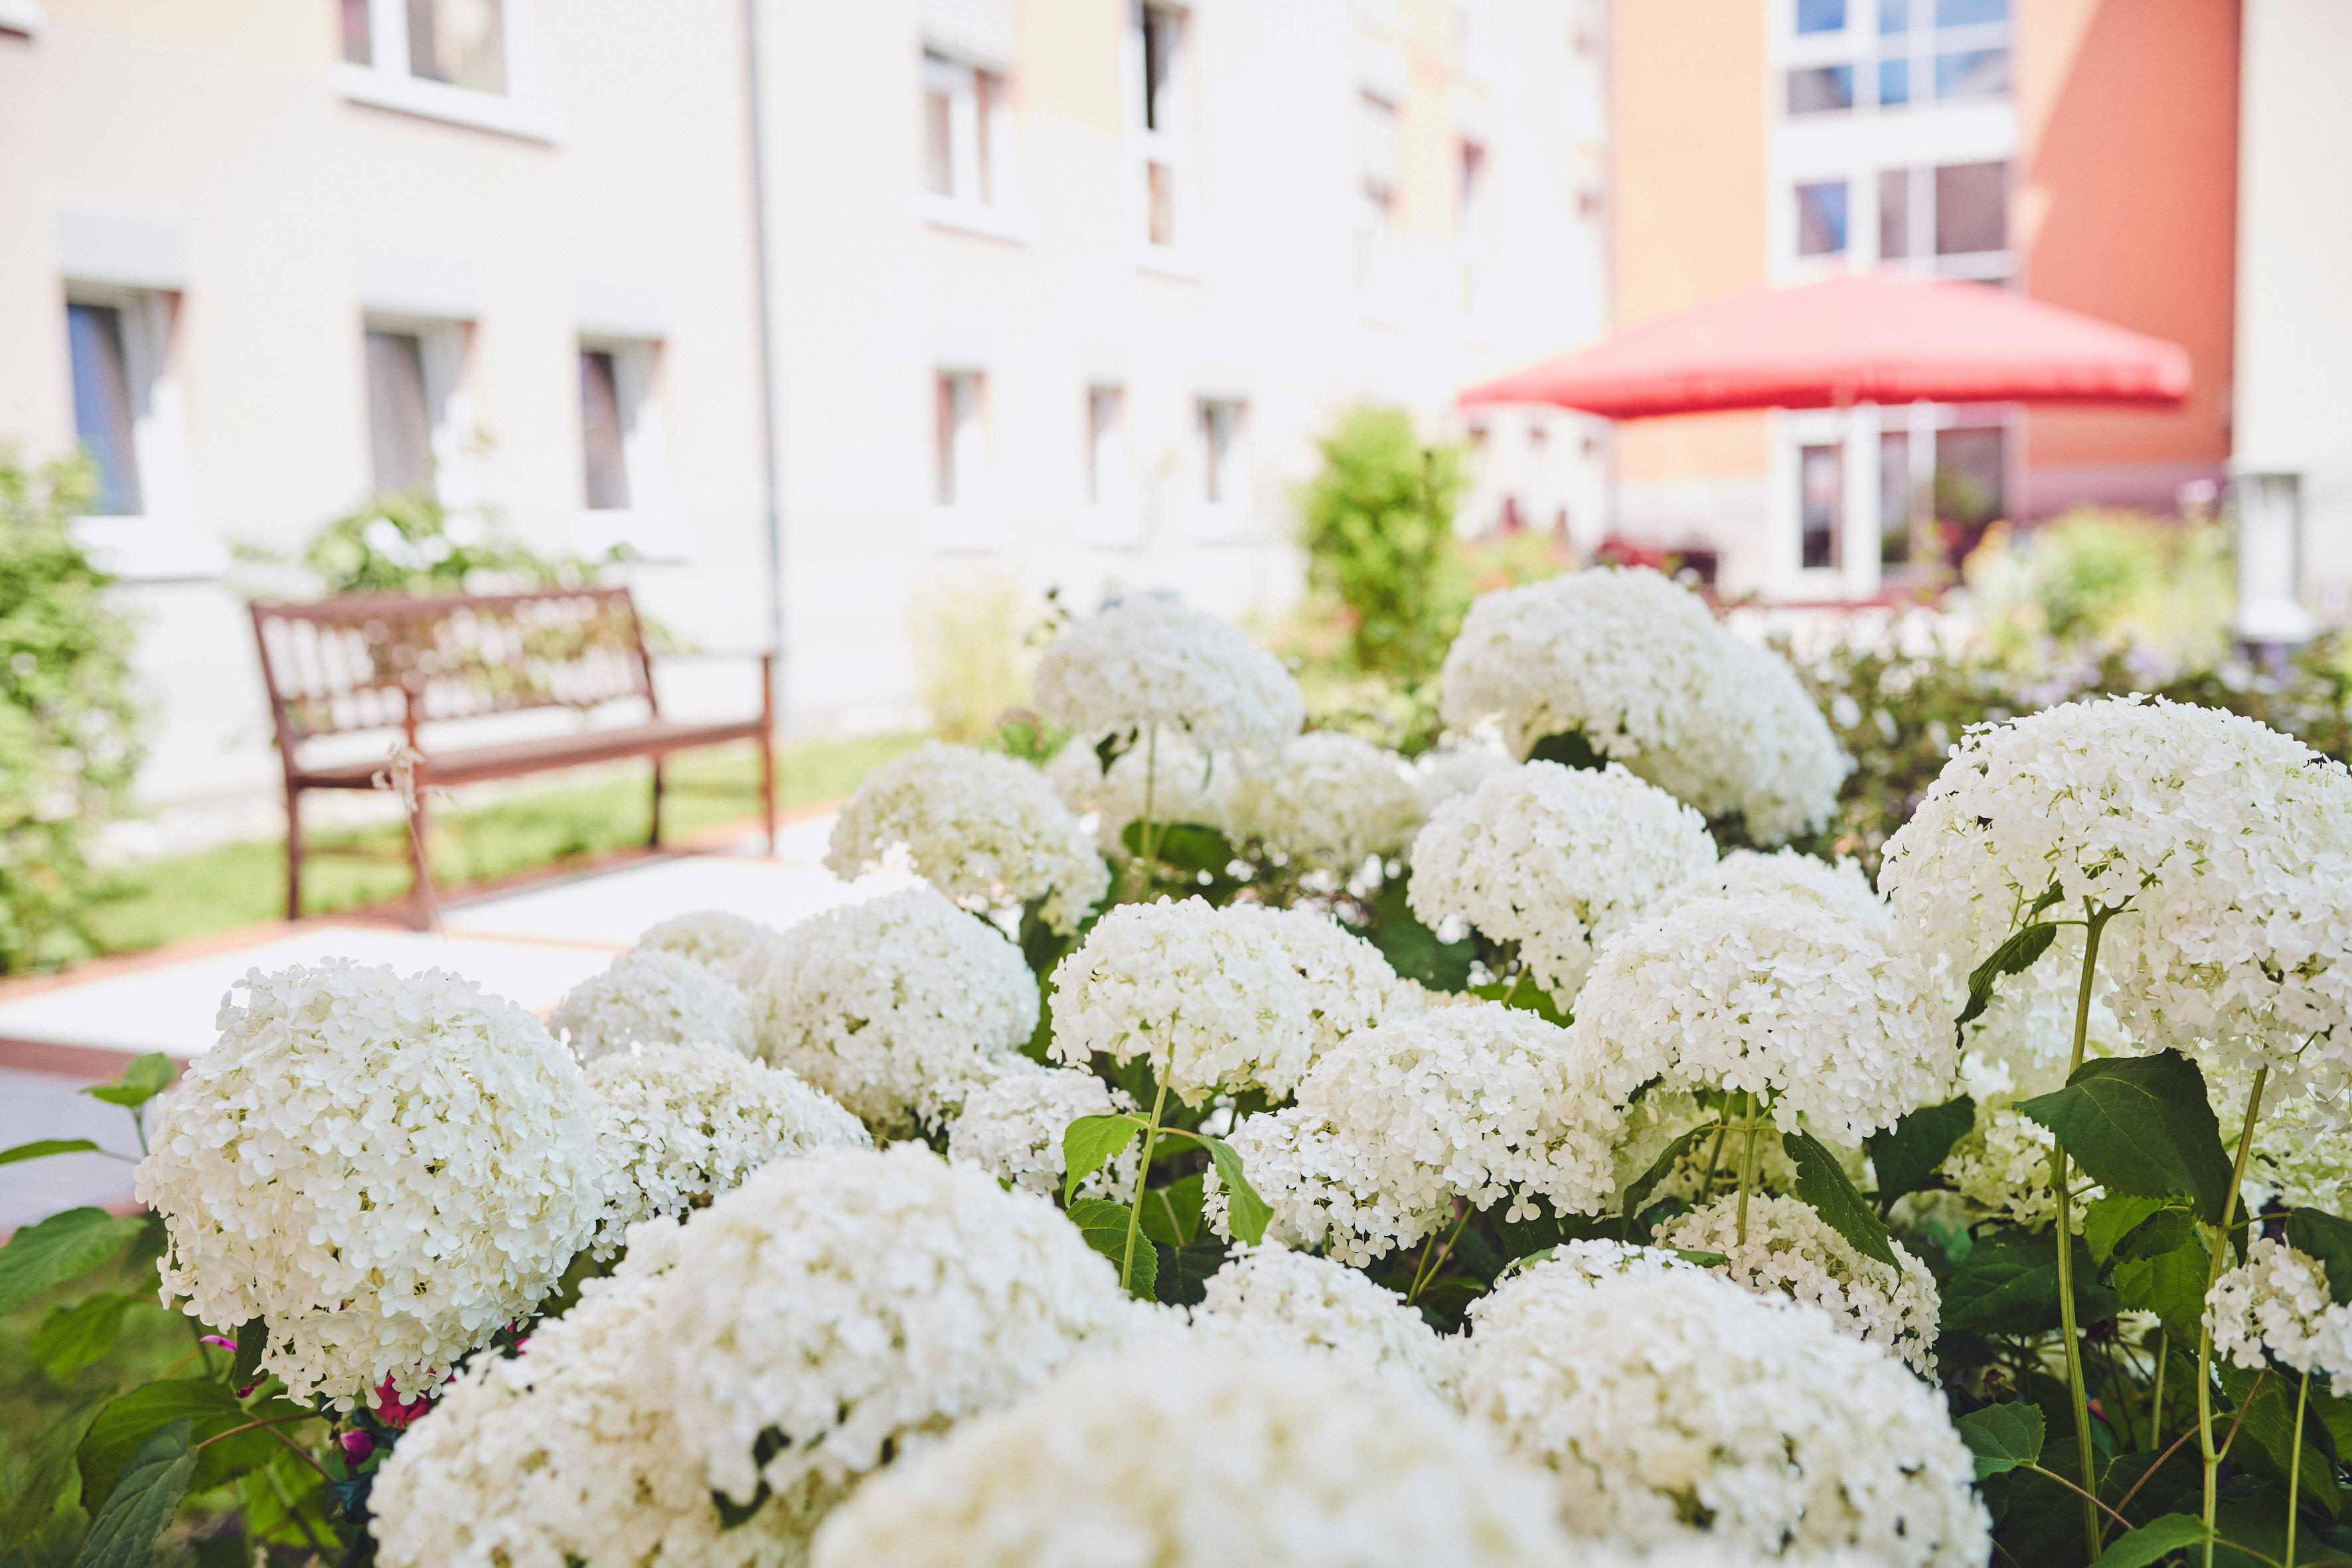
left=2017, top=0, right=2238, bottom=496
left=1610, top=0, right=1770, bottom=481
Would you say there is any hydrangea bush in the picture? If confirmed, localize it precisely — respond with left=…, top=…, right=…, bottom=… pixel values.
left=18, top=572, right=2352, bottom=1568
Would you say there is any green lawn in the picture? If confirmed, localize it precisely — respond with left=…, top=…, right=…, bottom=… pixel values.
left=82, top=734, right=920, bottom=957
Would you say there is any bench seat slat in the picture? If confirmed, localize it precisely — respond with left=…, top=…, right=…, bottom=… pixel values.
left=287, top=718, right=769, bottom=789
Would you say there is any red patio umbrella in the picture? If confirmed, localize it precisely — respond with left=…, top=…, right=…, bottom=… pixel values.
left=1457, top=271, right=2191, bottom=418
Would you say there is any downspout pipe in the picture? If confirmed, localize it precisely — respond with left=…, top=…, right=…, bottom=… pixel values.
left=742, top=0, right=787, bottom=745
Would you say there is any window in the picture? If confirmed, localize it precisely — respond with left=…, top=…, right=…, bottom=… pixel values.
left=1085, top=385, right=1126, bottom=507
left=66, top=303, right=143, bottom=516
left=1877, top=57, right=1909, bottom=106
left=364, top=329, right=436, bottom=494
left=1934, top=0, right=2006, bottom=23
left=935, top=371, right=984, bottom=507
left=1796, top=0, right=1846, bottom=32
left=1458, top=140, right=1486, bottom=237
left=1879, top=430, right=1914, bottom=566
left=1799, top=443, right=1842, bottom=571
left=1934, top=46, right=2008, bottom=98
left=1795, top=181, right=1849, bottom=256
left=1878, top=169, right=1912, bottom=259
left=342, top=0, right=505, bottom=94
left=1786, top=63, right=1853, bottom=114
left=1356, top=92, right=1399, bottom=291
left=1132, top=3, right=1189, bottom=248
left=1934, top=426, right=2005, bottom=537
left=921, top=51, right=1001, bottom=206
left=1200, top=399, right=1246, bottom=507
left=580, top=349, right=630, bottom=511
left=1934, top=161, right=2006, bottom=254
left=1875, top=0, right=2009, bottom=108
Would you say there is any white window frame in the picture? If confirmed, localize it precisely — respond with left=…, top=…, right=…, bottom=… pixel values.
left=62, top=284, right=213, bottom=580
left=574, top=336, right=675, bottom=560
left=333, top=0, right=560, bottom=143
left=1190, top=396, right=1254, bottom=543
left=362, top=313, right=480, bottom=510
left=1127, top=1, right=1196, bottom=264
left=930, top=368, right=1011, bottom=553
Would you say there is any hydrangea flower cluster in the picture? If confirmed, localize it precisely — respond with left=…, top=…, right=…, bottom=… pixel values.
left=1214, top=1006, right=1620, bottom=1265
left=1456, top=1267, right=1989, bottom=1566
left=1188, top=1245, right=1452, bottom=1393
left=137, top=960, right=605, bottom=1406
left=1569, top=894, right=1952, bottom=1144
left=752, top=886, right=1038, bottom=1135
left=1879, top=697, right=2352, bottom=1099
left=637, top=1144, right=1138, bottom=1506
left=1048, top=730, right=1237, bottom=854
left=2250, top=1087, right=2352, bottom=1216
left=2206, top=1238, right=2352, bottom=1377
left=1048, top=899, right=1318, bottom=1103
left=1407, top=761, right=1716, bottom=1002
left=824, top=740, right=1110, bottom=933
left=1660, top=1192, right=1941, bottom=1375
left=585, top=1044, right=869, bottom=1249
left=1942, top=1105, right=2071, bottom=1231
left=1646, top=846, right=1886, bottom=928
left=1034, top=597, right=1304, bottom=755
left=548, top=947, right=755, bottom=1063
left=1410, top=742, right=1513, bottom=817
left=633, top=909, right=783, bottom=989
left=1226, top=731, right=1423, bottom=868
left=1499, top=1239, right=1701, bottom=1291
left=1437, top=567, right=1846, bottom=841
left=807, top=1340, right=1573, bottom=1568
left=947, top=1062, right=1138, bottom=1200
left=371, top=1225, right=844, bottom=1568
left=1233, top=902, right=1423, bottom=1055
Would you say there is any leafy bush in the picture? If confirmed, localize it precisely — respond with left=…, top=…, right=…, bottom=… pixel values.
left=244, top=489, right=628, bottom=598
left=1964, top=510, right=2233, bottom=663
left=0, top=451, right=144, bottom=973
left=1298, top=406, right=1468, bottom=684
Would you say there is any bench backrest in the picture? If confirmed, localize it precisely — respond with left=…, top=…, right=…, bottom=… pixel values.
left=250, top=588, right=655, bottom=745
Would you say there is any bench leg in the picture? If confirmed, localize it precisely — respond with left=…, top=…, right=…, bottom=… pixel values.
left=407, top=794, right=435, bottom=931
left=759, top=736, right=778, bottom=855
left=650, top=759, right=665, bottom=849
left=285, top=789, right=304, bottom=922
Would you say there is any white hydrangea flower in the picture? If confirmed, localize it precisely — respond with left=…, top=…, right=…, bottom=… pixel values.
left=1501, top=1240, right=1703, bottom=1290
left=549, top=947, right=755, bottom=1063
left=2250, top=1086, right=2352, bottom=1215
left=807, top=1340, right=1573, bottom=1568
left=1647, top=847, right=1886, bottom=928
left=1602, top=1089, right=1800, bottom=1215
left=1879, top=697, right=2352, bottom=1101
left=137, top=960, right=605, bottom=1407
left=1569, top=894, right=1953, bottom=1145
left=824, top=740, right=1110, bottom=934
left=1437, top=567, right=1845, bottom=841
left=639, top=1144, right=1137, bottom=1506
left=1659, top=1193, right=1941, bottom=1377
left=1409, top=741, right=1514, bottom=818
left=633, top=909, right=783, bottom=990
left=370, top=1229, right=844, bottom=1568
left=1048, top=899, right=1316, bottom=1104
left=1230, top=903, right=1419, bottom=1056
left=751, top=886, right=1039, bottom=1135
left=1953, top=931, right=2131, bottom=1103
left=1943, top=1104, right=2073, bottom=1231
left=586, top=1044, right=870, bottom=1250
left=2207, top=1238, right=2352, bottom=1377
left=1227, top=731, right=1423, bottom=867
left=1189, top=1245, right=1452, bottom=1393
left=1456, top=1267, right=1989, bottom=1567
left=947, top=1061, right=1138, bottom=1200
left=1033, top=597, right=1304, bottom=755
left=1048, top=729, right=1239, bottom=855
left=1212, top=1006, right=1620, bottom=1265
left=1407, top=761, right=1717, bottom=1004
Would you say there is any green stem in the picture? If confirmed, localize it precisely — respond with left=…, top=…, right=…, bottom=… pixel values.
left=1408, top=1206, right=1471, bottom=1305
left=2290, top=1368, right=2310, bottom=1568
left=2055, top=904, right=2112, bottom=1559
left=1125, top=726, right=1160, bottom=903
left=1697, top=1121, right=1731, bottom=1202
left=1735, top=1091, right=1764, bottom=1246
left=2201, top=1065, right=2268, bottom=1568
left=1121, top=1079, right=1170, bottom=1291
left=2151, top=1328, right=2167, bottom=1448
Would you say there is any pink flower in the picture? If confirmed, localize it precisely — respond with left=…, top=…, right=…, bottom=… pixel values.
left=373, top=1377, right=432, bottom=1429
left=339, top=1431, right=375, bottom=1465
left=200, top=1335, right=237, bottom=1351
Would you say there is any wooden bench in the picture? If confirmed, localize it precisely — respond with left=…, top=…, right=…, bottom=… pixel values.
left=251, top=587, right=773, bottom=925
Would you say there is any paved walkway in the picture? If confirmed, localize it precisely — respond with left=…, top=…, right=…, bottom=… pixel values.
left=0, top=815, right=914, bottom=1228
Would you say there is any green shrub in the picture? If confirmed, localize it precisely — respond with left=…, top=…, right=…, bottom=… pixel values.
left=248, top=489, right=627, bottom=598
left=1298, top=407, right=1468, bottom=682
left=0, top=451, right=145, bottom=973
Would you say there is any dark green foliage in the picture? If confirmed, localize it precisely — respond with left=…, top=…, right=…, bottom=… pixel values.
left=1298, top=406, right=1468, bottom=682
left=0, top=451, right=143, bottom=973
left=1867, top=1095, right=1975, bottom=1211
left=2016, top=1050, right=2234, bottom=1224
